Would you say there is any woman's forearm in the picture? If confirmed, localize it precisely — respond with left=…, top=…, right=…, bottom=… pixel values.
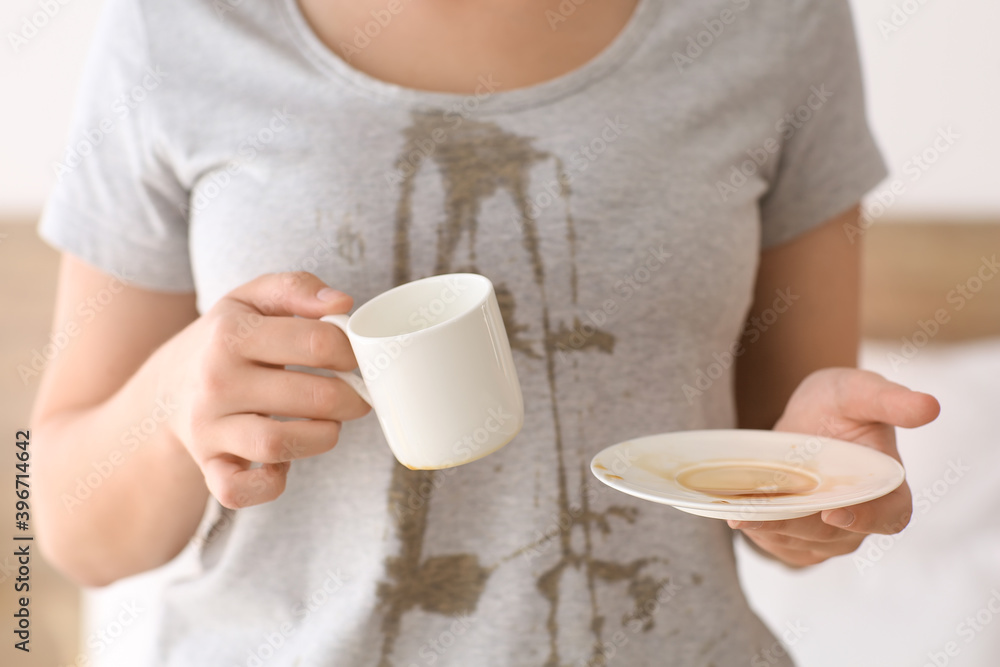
left=33, top=343, right=209, bottom=587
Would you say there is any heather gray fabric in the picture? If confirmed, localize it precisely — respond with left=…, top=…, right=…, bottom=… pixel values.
left=39, top=0, right=886, bottom=664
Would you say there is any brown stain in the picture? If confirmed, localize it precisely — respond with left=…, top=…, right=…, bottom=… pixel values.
left=553, top=157, right=579, bottom=303
left=418, top=555, right=490, bottom=615
left=674, top=461, right=820, bottom=498
left=376, top=465, right=495, bottom=667
left=622, top=574, right=673, bottom=633
left=496, top=281, right=541, bottom=358
left=605, top=474, right=624, bottom=481
left=549, top=317, right=616, bottom=356
left=311, top=209, right=366, bottom=264
left=701, top=491, right=805, bottom=499
left=501, top=501, right=640, bottom=565
left=379, top=109, right=556, bottom=666
left=337, top=211, right=365, bottom=264
left=379, top=110, right=644, bottom=667
left=530, top=466, right=660, bottom=665
left=593, top=463, right=608, bottom=471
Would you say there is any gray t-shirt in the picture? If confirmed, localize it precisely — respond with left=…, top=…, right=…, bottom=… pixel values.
left=40, top=0, right=886, bottom=665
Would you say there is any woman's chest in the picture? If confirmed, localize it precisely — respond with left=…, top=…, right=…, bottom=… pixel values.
left=184, top=96, right=766, bottom=358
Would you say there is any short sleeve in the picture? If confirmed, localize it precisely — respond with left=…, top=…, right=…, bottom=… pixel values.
left=758, top=0, right=887, bottom=248
left=37, top=0, right=194, bottom=291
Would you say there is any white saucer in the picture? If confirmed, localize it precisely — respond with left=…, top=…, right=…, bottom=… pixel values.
left=590, top=430, right=905, bottom=521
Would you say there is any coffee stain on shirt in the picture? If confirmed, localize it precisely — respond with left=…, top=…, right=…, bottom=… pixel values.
left=337, top=212, right=365, bottom=264
left=378, top=110, right=653, bottom=667
left=549, top=317, right=616, bottom=356
left=496, top=281, right=541, bottom=358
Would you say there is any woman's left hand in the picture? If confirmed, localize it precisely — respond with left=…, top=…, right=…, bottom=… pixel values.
left=728, top=367, right=940, bottom=567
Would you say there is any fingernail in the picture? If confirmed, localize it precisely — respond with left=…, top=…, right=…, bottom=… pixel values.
left=826, top=509, right=855, bottom=528
left=317, top=287, right=346, bottom=302
left=729, top=520, right=761, bottom=530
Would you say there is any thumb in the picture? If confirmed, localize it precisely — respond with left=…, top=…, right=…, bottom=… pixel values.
left=835, top=369, right=941, bottom=428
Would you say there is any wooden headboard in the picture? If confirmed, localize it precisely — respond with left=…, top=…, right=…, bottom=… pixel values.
left=862, top=221, right=1000, bottom=342
left=3, top=218, right=999, bottom=341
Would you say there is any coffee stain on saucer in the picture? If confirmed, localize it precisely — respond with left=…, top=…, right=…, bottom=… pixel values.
left=674, top=461, right=820, bottom=499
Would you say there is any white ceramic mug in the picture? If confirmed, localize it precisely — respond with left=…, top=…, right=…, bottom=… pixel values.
left=320, top=273, right=524, bottom=470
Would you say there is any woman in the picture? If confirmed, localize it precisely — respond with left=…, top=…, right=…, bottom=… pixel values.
left=33, top=0, right=939, bottom=664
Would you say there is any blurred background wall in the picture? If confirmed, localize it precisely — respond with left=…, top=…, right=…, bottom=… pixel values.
left=1, top=0, right=998, bottom=665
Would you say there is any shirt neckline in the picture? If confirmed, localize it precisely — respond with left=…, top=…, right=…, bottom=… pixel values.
left=278, top=0, right=660, bottom=114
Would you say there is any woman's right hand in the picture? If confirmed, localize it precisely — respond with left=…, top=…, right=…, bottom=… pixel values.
left=161, top=272, right=371, bottom=509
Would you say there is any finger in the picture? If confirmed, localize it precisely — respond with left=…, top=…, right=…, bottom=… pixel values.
left=225, top=272, right=354, bottom=320
left=202, top=414, right=342, bottom=463
left=227, top=367, right=371, bottom=421
left=820, top=480, right=913, bottom=535
left=835, top=369, right=941, bottom=428
left=728, top=514, right=845, bottom=543
left=739, top=531, right=835, bottom=568
left=740, top=527, right=864, bottom=556
left=203, top=455, right=290, bottom=509
left=230, top=316, right=358, bottom=371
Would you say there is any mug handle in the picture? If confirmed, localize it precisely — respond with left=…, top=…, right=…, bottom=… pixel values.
left=320, top=314, right=373, bottom=406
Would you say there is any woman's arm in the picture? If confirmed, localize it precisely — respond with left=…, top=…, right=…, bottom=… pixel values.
left=732, top=206, right=939, bottom=567
left=735, top=206, right=862, bottom=429
left=31, top=255, right=207, bottom=586
left=32, top=256, right=368, bottom=587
